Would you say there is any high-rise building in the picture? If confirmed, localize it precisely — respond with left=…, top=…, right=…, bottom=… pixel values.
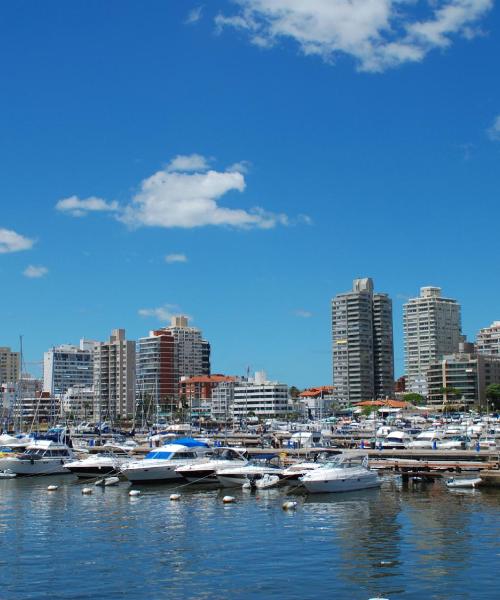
left=403, top=287, right=462, bottom=396
left=332, top=278, right=394, bottom=404
left=0, top=347, right=20, bottom=385
left=93, top=329, right=136, bottom=420
left=43, top=340, right=97, bottom=396
left=476, top=321, right=500, bottom=356
left=136, top=316, right=210, bottom=417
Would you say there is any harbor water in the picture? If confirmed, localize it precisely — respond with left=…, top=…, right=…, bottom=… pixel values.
left=0, top=476, right=498, bottom=599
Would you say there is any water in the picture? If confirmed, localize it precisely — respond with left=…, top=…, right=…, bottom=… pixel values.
left=0, top=475, right=498, bottom=599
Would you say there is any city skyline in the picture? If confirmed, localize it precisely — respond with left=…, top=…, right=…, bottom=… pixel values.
left=1, top=1, right=500, bottom=388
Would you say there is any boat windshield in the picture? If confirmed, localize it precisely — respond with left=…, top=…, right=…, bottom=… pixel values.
left=145, top=451, right=173, bottom=460
left=322, top=454, right=368, bottom=469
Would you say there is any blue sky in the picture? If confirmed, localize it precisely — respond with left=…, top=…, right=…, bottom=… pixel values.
left=1, top=0, right=500, bottom=387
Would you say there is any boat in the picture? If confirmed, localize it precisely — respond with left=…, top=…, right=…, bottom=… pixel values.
left=121, top=443, right=209, bottom=483
left=300, top=452, right=380, bottom=494
left=65, top=446, right=133, bottom=478
left=408, top=430, right=445, bottom=449
left=216, top=462, right=283, bottom=488
left=0, top=440, right=76, bottom=476
left=175, top=447, right=249, bottom=484
left=382, top=431, right=411, bottom=449
left=281, top=461, right=323, bottom=481
left=0, top=433, right=32, bottom=450
left=446, top=477, right=482, bottom=488
left=0, top=470, right=16, bottom=478
left=243, top=473, right=280, bottom=489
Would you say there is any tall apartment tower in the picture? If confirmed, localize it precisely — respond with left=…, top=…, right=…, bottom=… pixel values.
left=332, top=278, right=394, bottom=404
left=0, top=347, right=20, bottom=385
left=403, top=286, right=462, bottom=396
left=43, top=340, right=97, bottom=396
left=476, top=321, right=500, bottom=356
left=93, top=329, right=136, bottom=420
left=136, top=316, right=210, bottom=416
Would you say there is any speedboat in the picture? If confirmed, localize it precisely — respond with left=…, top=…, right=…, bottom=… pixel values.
left=408, top=430, right=445, bottom=449
left=121, top=443, right=209, bottom=483
left=65, top=446, right=133, bottom=478
left=0, top=440, right=76, bottom=476
left=300, top=453, right=380, bottom=494
left=216, top=462, right=283, bottom=488
left=281, top=461, right=323, bottom=481
left=176, top=447, right=249, bottom=484
left=446, top=476, right=482, bottom=488
left=382, top=431, right=411, bottom=449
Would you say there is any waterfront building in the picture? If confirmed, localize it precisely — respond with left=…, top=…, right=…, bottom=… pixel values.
left=403, top=287, right=462, bottom=397
left=332, top=278, right=394, bottom=404
left=10, top=390, right=61, bottom=424
left=43, top=340, right=97, bottom=396
left=0, top=347, right=20, bottom=385
left=179, top=374, right=237, bottom=420
left=93, top=329, right=136, bottom=421
left=136, top=316, right=210, bottom=417
left=1, top=375, right=43, bottom=421
left=476, top=321, right=500, bottom=356
left=232, top=371, right=290, bottom=419
left=211, top=378, right=243, bottom=421
left=299, top=386, right=336, bottom=419
left=62, top=386, right=95, bottom=421
left=426, top=343, right=500, bottom=408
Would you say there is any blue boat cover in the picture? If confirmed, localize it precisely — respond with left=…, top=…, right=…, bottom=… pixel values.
left=171, top=437, right=209, bottom=448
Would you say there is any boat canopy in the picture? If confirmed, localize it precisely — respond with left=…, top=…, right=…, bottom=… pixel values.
left=172, top=437, right=209, bottom=448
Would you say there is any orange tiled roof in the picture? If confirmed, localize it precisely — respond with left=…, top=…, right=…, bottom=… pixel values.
left=354, top=399, right=411, bottom=408
left=300, top=386, right=335, bottom=398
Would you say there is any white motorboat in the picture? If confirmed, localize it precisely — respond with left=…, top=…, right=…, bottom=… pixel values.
left=408, top=430, right=445, bottom=449
left=216, top=462, right=283, bottom=488
left=121, top=444, right=208, bottom=483
left=382, top=431, right=411, bottom=449
left=0, top=433, right=32, bottom=450
left=0, top=440, right=75, bottom=476
left=300, top=453, right=380, bottom=494
left=176, top=447, right=249, bottom=484
left=65, top=446, right=133, bottom=478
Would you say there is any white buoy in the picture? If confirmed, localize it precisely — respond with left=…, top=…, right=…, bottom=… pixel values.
left=282, top=501, right=298, bottom=510
left=129, top=489, right=141, bottom=497
left=222, top=495, right=236, bottom=503
left=81, top=487, right=93, bottom=495
left=170, top=493, right=181, bottom=501
left=47, top=485, right=58, bottom=491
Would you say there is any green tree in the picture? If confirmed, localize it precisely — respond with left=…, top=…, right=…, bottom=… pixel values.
left=403, top=393, right=425, bottom=405
left=485, top=383, right=500, bottom=411
left=289, top=386, right=301, bottom=399
left=361, top=405, right=376, bottom=417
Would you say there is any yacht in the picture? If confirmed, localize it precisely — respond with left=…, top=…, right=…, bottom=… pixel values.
left=216, top=462, right=283, bottom=488
left=176, top=447, right=248, bottom=484
left=0, top=433, right=32, bottom=450
left=382, top=431, right=411, bottom=449
left=408, top=430, right=445, bottom=449
left=65, top=446, right=133, bottom=478
left=300, top=453, right=380, bottom=494
left=121, top=443, right=209, bottom=483
left=282, top=461, right=322, bottom=481
left=0, top=440, right=75, bottom=476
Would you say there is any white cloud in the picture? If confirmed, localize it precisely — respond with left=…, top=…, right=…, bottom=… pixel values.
left=294, top=309, right=313, bottom=318
left=23, top=265, right=48, bottom=278
left=138, top=304, right=189, bottom=323
left=216, top=0, right=493, bottom=72
left=55, top=195, right=119, bottom=217
left=166, top=154, right=210, bottom=172
left=185, top=5, right=204, bottom=25
left=165, top=253, right=188, bottom=264
left=120, top=155, right=289, bottom=229
left=0, top=228, right=34, bottom=254
left=487, top=114, right=500, bottom=140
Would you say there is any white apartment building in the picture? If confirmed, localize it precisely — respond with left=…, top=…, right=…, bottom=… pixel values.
left=93, top=329, right=136, bottom=420
left=476, top=321, right=500, bottom=356
left=211, top=379, right=241, bottom=421
left=0, top=347, right=20, bottom=385
left=44, top=340, right=97, bottom=396
left=62, top=386, right=95, bottom=421
left=232, top=371, right=290, bottom=419
left=403, top=287, right=462, bottom=396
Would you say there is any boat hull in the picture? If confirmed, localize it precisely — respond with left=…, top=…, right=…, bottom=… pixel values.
left=122, top=465, right=184, bottom=483
left=0, top=458, right=70, bottom=476
left=302, top=474, right=380, bottom=494
left=67, top=465, right=120, bottom=478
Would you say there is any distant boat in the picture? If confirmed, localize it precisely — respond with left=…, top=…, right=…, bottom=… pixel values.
left=446, top=477, right=482, bottom=489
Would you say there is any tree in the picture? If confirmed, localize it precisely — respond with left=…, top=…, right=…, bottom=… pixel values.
left=403, top=393, right=425, bottom=405
left=361, top=405, right=376, bottom=417
left=289, top=386, right=301, bottom=399
left=485, top=384, right=500, bottom=411
left=439, top=387, right=461, bottom=412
